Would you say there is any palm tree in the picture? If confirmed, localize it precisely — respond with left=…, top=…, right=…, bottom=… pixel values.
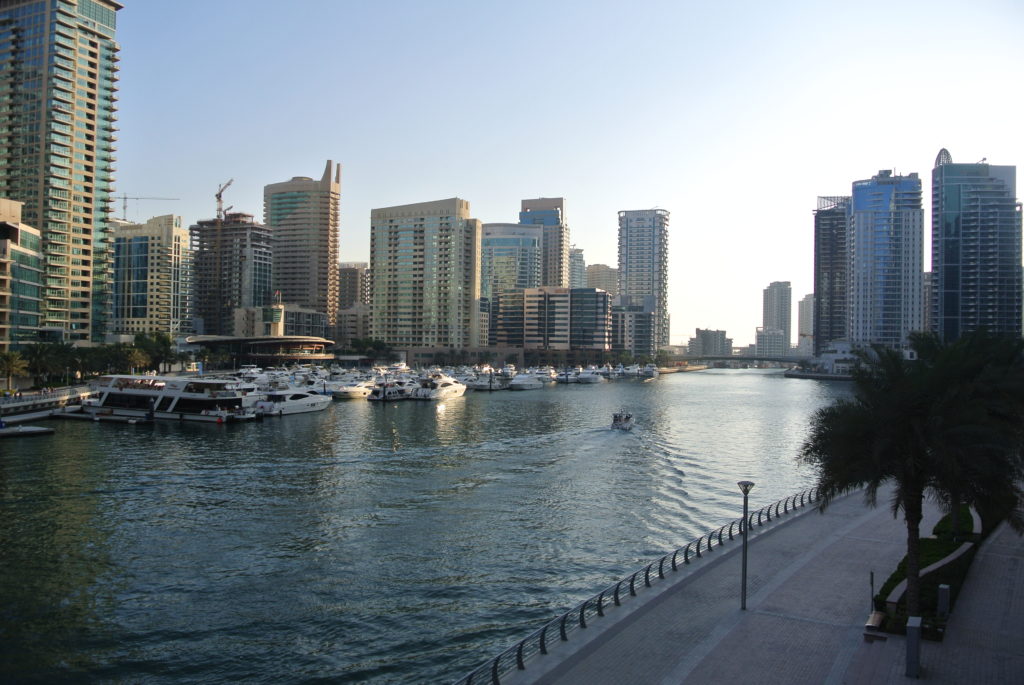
left=20, top=343, right=61, bottom=387
left=801, top=331, right=1024, bottom=618
left=0, top=350, right=29, bottom=391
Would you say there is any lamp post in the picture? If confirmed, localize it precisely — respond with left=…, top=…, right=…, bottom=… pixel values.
left=738, top=480, right=755, bottom=610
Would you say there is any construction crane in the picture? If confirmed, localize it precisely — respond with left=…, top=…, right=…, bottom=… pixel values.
left=215, top=179, right=233, bottom=220
left=119, top=193, right=179, bottom=220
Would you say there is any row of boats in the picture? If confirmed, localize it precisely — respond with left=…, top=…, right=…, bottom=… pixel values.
left=80, top=362, right=658, bottom=423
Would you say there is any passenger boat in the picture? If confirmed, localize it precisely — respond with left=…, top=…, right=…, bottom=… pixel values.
left=86, top=375, right=260, bottom=423
left=611, top=412, right=635, bottom=431
left=254, top=389, right=332, bottom=415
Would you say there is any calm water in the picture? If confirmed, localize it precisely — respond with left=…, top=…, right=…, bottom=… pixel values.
left=1, top=369, right=850, bottom=683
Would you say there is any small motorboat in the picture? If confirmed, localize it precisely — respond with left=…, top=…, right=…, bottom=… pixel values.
left=611, top=412, right=635, bottom=431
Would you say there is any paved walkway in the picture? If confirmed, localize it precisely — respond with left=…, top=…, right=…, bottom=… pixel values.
left=498, top=487, right=1023, bottom=684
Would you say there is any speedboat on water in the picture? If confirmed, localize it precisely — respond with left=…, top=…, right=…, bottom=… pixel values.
left=411, top=373, right=467, bottom=400
left=611, top=412, right=635, bottom=431
left=255, top=389, right=332, bottom=416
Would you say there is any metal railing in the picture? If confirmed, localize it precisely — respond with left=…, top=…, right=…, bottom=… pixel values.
left=453, top=486, right=822, bottom=685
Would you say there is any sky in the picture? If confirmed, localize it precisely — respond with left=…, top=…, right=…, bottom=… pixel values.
left=114, top=0, right=1024, bottom=346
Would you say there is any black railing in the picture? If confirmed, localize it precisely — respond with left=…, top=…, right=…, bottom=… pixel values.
left=453, top=486, right=822, bottom=685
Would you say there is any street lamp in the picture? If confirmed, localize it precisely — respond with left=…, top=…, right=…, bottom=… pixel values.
left=738, top=480, right=755, bottom=610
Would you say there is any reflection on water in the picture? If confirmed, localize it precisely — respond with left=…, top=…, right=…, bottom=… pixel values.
left=0, top=370, right=849, bottom=682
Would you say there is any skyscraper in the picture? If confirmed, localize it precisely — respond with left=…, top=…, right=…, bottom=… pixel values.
left=190, top=212, right=273, bottom=336
left=111, top=214, right=192, bottom=336
left=762, top=280, right=791, bottom=351
left=369, top=198, right=481, bottom=348
left=813, top=196, right=850, bottom=356
left=0, top=199, right=44, bottom=350
left=519, top=197, right=569, bottom=287
left=337, top=262, right=368, bottom=310
left=931, top=149, right=1022, bottom=342
left=569, top=246, right=586, bottom=288
left=797, top=293, right=814, bottom=356
left=849, top=170, right=923, bottom=352
left=481, top=223, right=542, bottom=345
left=618, top=208, right=669, bottom=352
left=264, top=161, right=340, bottom=329
left=0, top=0, right=122, bottom=342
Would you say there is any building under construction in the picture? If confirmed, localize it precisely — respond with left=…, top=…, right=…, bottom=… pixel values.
left=190, top=212, right=273, bottom=336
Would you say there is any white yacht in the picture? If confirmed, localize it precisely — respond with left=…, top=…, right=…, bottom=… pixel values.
left=411, top=373, right=467, bottom=400
left=255, top=389, right=332, bottom=416
left=623, top=364, right=642, bottom=376
left=86, top=375, right=260, bottom=423
left=465, top=372, right=509, bottom=391
left=577, top=367, right=605, bottom=383
left=367, top=376, right=417, bottom=402
left=642, top=363, right=660, bottom=378
left=332, top=379, right=374, bottom=400
left=555, top=367, right=580, bottom=384
left=508, top=374, right=543, bottom=391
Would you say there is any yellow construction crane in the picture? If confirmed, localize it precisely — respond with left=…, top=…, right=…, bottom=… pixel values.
left=215, top=179, right=233, bottom=220
left=119, top=194, right=179, bottom=220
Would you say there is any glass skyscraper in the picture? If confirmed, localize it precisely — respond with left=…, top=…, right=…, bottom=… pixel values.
left=0, top=0, right=122, bottom=342
left=812, top=196, right=850, bottom=356
left=931, top=148, right=1021, bottom=342
left=519, top=197, right=569, bottom=288
left=848, top=170, right=923, bottom=352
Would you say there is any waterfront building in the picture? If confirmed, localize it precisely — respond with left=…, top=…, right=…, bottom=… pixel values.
left=755, top=326, right=787, bottom=357
left=493, top=289, right=525, bottom=348
left=481, top=223, right=542, bottom=346
left=618, top=209, right=669, bottom=350
left=762, top=281, right=792, bottom=352
left=797, top=293, right=814, bottom=356
left=687, top=328, right=732, bottom=357
left=338, top=262, right=368, bottom=310
left=369, top=198, right=482, bottom=349
left=519, top=197, right=569, bottom=287
left=0, top=199, right=44, bottom=350
left=234, top=302, right=327, bottom=338
left=110, top=214, right=192, bottom=337
left=264, top=161, right=340, bottom=329
left=931, top=149, right=1022, bottom=341
left=0, top=0, right=122, bottom=343
left=849, top=171, right=923, bottom=353
left=586, top=263, right=618, bottom=296
left=190, top=212, right=273, bottom=336
left=813, top=196, right=850, bottom=357
left=611, top=295, right=656, bottom=358
left=508, top=286, right=610, bottom=356
left=335, top=303, right=370, bottom=348
left=569, top=246, right=586, bottom=288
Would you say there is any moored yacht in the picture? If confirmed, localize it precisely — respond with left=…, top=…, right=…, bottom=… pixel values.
left=411, top=373, right=467, bottom=400
left=254, top=389, right=332, bottom=416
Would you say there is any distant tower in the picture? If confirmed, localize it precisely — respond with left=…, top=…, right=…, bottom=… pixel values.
left=481, top=223, right=542, bottom=345
left=813, top=196, right=850, bottom=356
left=618, top=209, right=670, bottom=352
left=569, top=247, right=586, bottom=288
left=264, top=161, right=341, bottom=329
left=520, top=198, right=570, bottom=287
left=337, top=262, right=369, bottom=310
left=797, top=293, right=814, bottom=355
left=849, top=170, right=923, bottom=352
left=586, top=264, right=618, bottom=296
left=931, top=149, right=1022, bottom=341
left=762, top=281, right=792, bottom=351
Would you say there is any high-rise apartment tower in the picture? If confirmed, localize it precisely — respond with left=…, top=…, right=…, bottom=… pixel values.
left=369, top=198, right=481, bottom=348
left=849, top=171, right=923, bottom=352
left=812, top=196, right=850, bottom=356
left=519, top=198, right=569, bottom=287
left=264, top=161, right=340, bottom=328
left=931, top=149, right=1022, bottom=342
left=0, top=0, right=122, bottom=342
left=618, top=208, right=669, bottom=351
left=762, top=280, right=791, bottom=351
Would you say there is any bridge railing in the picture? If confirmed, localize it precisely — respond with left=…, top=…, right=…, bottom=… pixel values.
left=452, top=486, right=823, bottom=685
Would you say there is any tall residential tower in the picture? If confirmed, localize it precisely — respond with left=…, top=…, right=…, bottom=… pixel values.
left=812, top=196, right=850, bottom=356
left=617, top=208, right=669, bottom=353
left=264, top=160, right=341, bottom=329
left=931, top=149, right=1022, bottom=341
left=369, top=198, right=481, bottom=348
left=0, top=0, right=122, bottom=342
left=519, top=197, right=569, bottom=287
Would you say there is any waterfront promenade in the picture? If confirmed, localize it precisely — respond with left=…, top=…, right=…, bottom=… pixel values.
left=499, top=487, right=1023, bottom=684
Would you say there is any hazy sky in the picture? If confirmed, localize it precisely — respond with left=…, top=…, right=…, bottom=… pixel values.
left=115, top=1, right=1024, bottom=346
